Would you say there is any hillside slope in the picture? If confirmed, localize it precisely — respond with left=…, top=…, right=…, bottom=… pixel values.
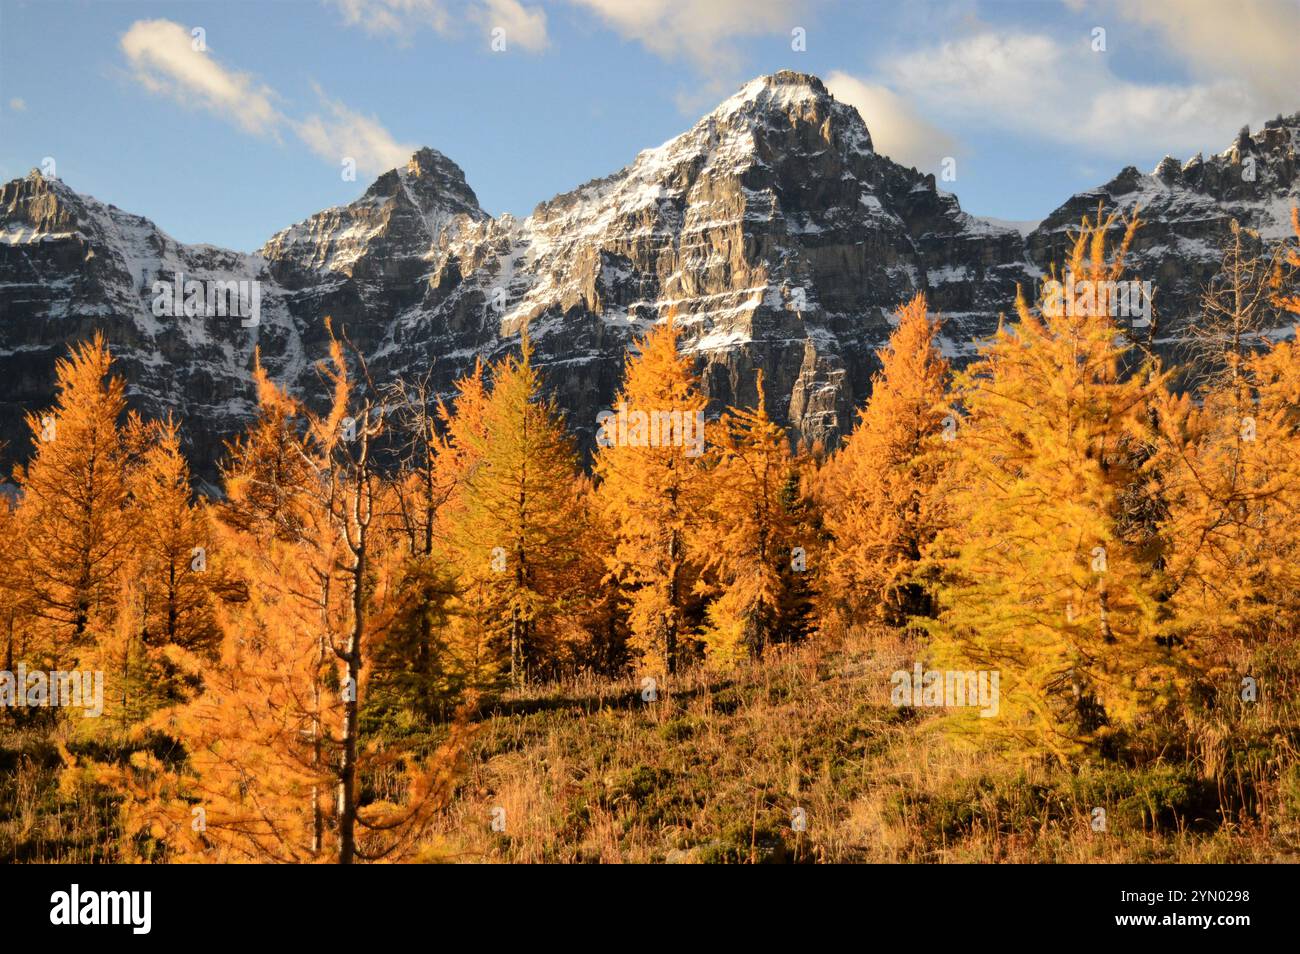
left=420, top=631, right=1300, bottom=863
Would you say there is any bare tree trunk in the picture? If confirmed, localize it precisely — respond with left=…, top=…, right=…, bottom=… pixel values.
left=338, top=602, right=361, bottom=864
left=1098, top=582, right=1113, bottom=643
left=336, top=412, right=374, bottom=865
left=666, top=533, right=679, bottom=677
left=311, top=630, right=324, bottom=857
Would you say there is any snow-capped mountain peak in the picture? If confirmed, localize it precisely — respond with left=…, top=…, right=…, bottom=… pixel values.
left=2, top=73, right=1298, bottom=482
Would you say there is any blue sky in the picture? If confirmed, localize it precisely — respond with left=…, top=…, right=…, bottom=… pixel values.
left=2, top=0, right=1297, bottom=252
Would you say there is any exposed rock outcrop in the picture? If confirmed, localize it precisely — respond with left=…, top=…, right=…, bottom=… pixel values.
left=2, top=72, right=1297, bottom=480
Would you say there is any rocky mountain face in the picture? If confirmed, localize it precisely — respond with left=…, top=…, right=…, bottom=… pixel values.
left=1030, top=117, right=1300, bottom=352
left=1, top=71, right=1298, bottom=481
left=359, top=72, right=1035, bottom=453
left=0, top=171, right=286, bottom=477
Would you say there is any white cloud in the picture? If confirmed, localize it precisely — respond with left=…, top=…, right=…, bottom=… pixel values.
left=824, top=72, right=958, bottom=172
left=824, top=2, right=1300, bottom=170
left=294, top=87, right=417, bottom=176
left=474, top=0, right=549, bottom=52
left=879, top=30, right=1257, bottom=159
left=121, top=19, right=415, bottom=177
left=121, top=19, right=282, bottom=136
left=331, top=0, right=453, bottom=37
left=568, top=0, right=808, bottom=74
left=1103, top=0, right=1300, bottom=113
left=330, top=0, right=548, bottom=51
left=8, top=98, right=25, bottom=112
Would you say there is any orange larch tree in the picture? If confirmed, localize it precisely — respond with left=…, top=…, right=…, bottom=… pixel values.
left=924, top=211, right=1177, bottom=761
left=78, top=334, right=469, bottom=863
left=593, top=315, right=709, bottom=676
left=1158, top=208, right=1300, bottom=660
left=698, top=372, right=804, bottom=668
left=816, top=292, right=951, bottom=630
left=15, top=333, right=131, bottom=664
left=444, top=335, right=590, bottom=686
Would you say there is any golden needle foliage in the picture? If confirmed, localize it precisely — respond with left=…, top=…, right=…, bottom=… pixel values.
left=816, top=292, right=951, bottom=630
left=924, top=211, right=1180, bottom=762
left=10, top=204, right=1300, bottom=861
left=593, top=314, right=709, bottom=676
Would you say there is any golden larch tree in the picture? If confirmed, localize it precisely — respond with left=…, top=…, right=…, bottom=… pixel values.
left=15, top=333, right=130, bottom=663
left=1158, top=208, right=1300, bottom=661
left=816, top=292, right=951, bottom=629
left=699, top=372, right=803, bottom=668
left=924, top=211, right=1176, bottom=762
left=444, top=335, right=590, bottom=686
left=593, top=314, right=708, bottom=676
left=78, top=336, right=469, bottom=863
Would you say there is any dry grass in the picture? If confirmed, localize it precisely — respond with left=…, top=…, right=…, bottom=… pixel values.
left=6, top=626, right=1299, bottom=863
left=417, top=629, right=1300, bottom=863
left=0, top=723, right=119, bottom=863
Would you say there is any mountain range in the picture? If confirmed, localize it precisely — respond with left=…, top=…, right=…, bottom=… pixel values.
left=2, top=70, right=1299, bottom=481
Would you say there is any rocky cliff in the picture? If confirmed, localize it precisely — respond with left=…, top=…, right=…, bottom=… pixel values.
left=1, top=71, right=1297, bottom=479
left=1029, top=116, right=1300, bottom=350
